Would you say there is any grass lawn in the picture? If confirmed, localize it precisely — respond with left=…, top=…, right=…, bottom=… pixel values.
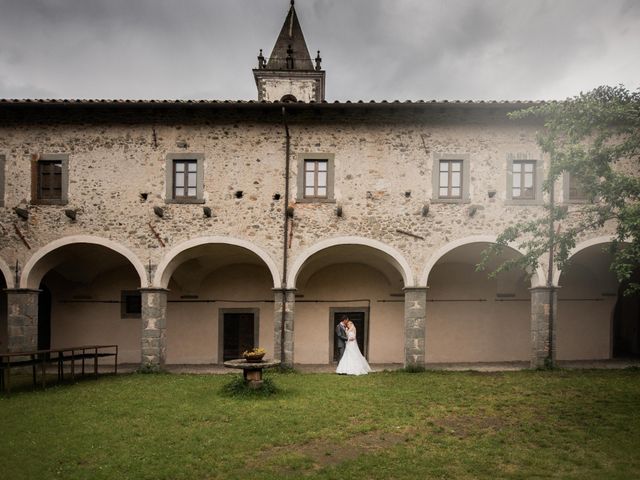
left=1, top=368, right=640, bottom=479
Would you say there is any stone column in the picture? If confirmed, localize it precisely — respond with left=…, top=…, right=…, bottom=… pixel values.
left=530, top=286, right=558, bottom=368
left=5, top=289, right=39, bottom=352
left=404, top=287, right=427, bottom=367
left=140, top=288, right=168, bottom=370
left=273, top=289, right=295, bottom=367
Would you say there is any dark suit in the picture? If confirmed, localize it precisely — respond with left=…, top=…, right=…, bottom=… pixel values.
left=336, top=322, right=348, bottom=360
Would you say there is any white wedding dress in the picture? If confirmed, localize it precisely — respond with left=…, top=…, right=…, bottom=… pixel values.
left=336, top=330, right=372, bottom=375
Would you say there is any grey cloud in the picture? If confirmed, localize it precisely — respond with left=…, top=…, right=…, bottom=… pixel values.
left=0, top=0, right=638, bottom=101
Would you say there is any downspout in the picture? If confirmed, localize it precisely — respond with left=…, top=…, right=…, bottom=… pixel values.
left=546, top=174, right=555, bottom=368
left=281, top=107, right=291, bottom=364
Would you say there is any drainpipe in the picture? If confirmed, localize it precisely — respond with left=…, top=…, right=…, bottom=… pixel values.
left=281, top=107, right=291, bottom=364
left=546, top=175, right=555, bottom=368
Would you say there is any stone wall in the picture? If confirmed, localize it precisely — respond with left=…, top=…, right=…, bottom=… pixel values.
left=1, top=104, right=600, bottom=285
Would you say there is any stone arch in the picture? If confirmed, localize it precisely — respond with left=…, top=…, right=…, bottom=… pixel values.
left=154, top=236, right=281, bottom=289
left=553, top=235, right=617, bottom=286
left=287, top=236, right=414, bottom=289
left=20, top=235, right=149, bottom=289
left=0, top=256, right=14, bottom=289
left=420, top=235, right=546, bottom=287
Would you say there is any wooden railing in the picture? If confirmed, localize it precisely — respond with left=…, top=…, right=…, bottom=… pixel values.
left=0, top=345, right=118, bottom=393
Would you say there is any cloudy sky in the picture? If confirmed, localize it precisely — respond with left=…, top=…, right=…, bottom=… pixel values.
left=0, top=0, right=638, bottom=101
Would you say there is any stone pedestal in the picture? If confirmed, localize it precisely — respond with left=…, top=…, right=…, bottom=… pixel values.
left=530, top=286, right=558, bottom=368
left=5, top=289, right=39, bottom=353
left=274, top=289, right=295, bottom=367
left=140, top=288, right=168, bottom=370
left=404, top=287, right=427, bottom=367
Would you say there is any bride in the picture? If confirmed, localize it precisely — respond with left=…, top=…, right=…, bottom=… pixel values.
left=336, top=320, right=372, bottom=375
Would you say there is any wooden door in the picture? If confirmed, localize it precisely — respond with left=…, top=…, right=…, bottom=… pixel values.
left=223, top=313, right=255, bottom=361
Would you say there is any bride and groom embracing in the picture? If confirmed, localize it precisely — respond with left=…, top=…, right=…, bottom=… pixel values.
left=335, top=315, right=372, bottom=375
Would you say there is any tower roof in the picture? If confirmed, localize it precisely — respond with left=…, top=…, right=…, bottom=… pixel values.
left=266, top=1, right=314, bottom=71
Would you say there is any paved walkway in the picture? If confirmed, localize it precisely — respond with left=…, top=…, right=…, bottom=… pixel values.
left=112, top=359, right=640, bottom=374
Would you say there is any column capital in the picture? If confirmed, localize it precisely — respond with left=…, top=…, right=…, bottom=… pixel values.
left=4, top=288, right=41, bottom=294
left=272, top=288, right=297, bottom=294
left=138, top=287, right=170, bottom=294
left=529, top=286, right=560, bottom=293
left=403, top=286, right=429, bottom=293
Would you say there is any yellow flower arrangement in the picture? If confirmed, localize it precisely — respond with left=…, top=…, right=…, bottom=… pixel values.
left=243, top=347, right=266, bottom=357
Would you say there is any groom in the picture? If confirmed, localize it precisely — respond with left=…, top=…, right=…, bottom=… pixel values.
left=335, top=315, right=349, bottom=361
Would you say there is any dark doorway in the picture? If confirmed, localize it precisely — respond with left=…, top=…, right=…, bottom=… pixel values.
left=222, top=311, right=256, bottom=361
left=331, top=309, right=368, bottom=362
left=613, top=269, right=640, bottom=358
left=38, top=283, right=52, bottom=351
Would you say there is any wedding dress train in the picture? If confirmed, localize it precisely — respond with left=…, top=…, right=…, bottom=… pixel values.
left=336, top=331, right=372, bottom=375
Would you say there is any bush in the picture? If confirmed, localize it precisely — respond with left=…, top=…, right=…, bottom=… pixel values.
left=220, top=375, right=279, bottom=398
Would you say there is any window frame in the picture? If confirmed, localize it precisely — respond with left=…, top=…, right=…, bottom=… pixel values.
left=296, top=153, right=335, bottom=203
left=506, top=154, right=543, bottom=206
left=562, top=171, right=589, bottom=204
left=165, top=153, right=205, bottom=204
left=0, top=154, right=5, bottom=207
left=121, top=290, right=142, bottom=319
left=31, top=153, right=69, bottom=205
left=511, top=159, right=537, bottom=200
left=432, top=153, right=470, bottom=203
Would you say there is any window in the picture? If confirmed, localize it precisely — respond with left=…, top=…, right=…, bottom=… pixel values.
left=173, top=160, right=197, bottom=199
left=0, top=154, right=5, bottom=207
left=296, top=153, right=335, bottom=202
left=506, top=154, right=543, bottom=205
left=511, top=160, right=536, bottom=200
left=438, top=160, right=463, bottom=199
left=304, top=159, right=328, bottom=198
left=563, top=172, right=588, bottom=203
left=31, top=154, right=69, bottom=205
left=432, top=153, right=470, bottom=203
left=165, top=153, right=204, bottom=203
left=38, top=161, right=63, bottom=200
left=121, top=290, right=142, bottom=319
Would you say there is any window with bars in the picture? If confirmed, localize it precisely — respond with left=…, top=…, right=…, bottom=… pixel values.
left=173, top=160, right=197, bottom=199
left=512, top=160, right=536, bottom=199
left=304, top=159, right=328, bottom=198
left=438, top=160, right=463, bottom=199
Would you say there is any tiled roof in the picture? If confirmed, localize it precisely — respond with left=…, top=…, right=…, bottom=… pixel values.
left=0, top=98, right=550, bottom=106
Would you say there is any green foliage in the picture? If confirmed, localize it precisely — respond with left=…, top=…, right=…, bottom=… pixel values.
left=220, top=374, right=279, bottom=397
left=480, top=85, right=640, bottom=293
left=400, top=364, right=427, bottom=373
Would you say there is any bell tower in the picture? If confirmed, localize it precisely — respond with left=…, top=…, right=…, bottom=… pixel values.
left=253, top=0, right=325, bottom=102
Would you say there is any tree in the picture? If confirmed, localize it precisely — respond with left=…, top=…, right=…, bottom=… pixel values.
left=480, top=85, right=640, bottom=294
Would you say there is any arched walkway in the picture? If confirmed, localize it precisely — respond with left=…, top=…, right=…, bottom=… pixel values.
left=18, top=236, right=148, bottom=361
left=421, top=235, right=545, bottom=287
left=21, top=235, right=148, bottom=289
left=288, top=236, right=414, bottom=289
left=154, top=236, right=280, bottom=289
left=424, top=238, right=532, bottom=363
left=153, top=237, right=280, bottom=364
left=287, top=236, right=413, bottom=364
left=556, top=237, right=637, bottom=360
left=0, top=257, right=14, bottom=289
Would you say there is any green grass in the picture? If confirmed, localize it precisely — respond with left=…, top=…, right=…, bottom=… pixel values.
left=1, top=369, right=640, bottom=479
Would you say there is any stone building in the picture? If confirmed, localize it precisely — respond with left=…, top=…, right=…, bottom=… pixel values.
left=0, top=1, right=638, bottom=369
